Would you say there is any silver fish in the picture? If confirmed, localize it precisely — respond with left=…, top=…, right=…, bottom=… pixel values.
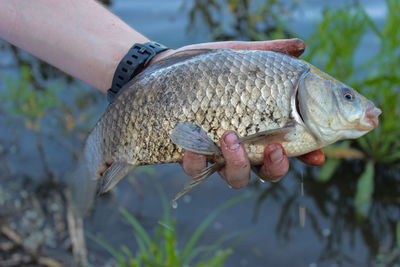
left=69, top=49, right=381, bottom=213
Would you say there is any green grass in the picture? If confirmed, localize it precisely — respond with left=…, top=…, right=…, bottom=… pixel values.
left=88, top=192, right=252, bottom=267
left=375, top=221, right=400, bottom=266
left=1, top=65, right=60, bottom=131
left=188, top=0, right=400, bottom=219
left=305, top=0, right=400, bottom=218
left=306, top=0, right=400, bottom=163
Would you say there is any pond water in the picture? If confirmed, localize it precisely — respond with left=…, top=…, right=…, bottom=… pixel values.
left=0, top=0, right=398, bottom=266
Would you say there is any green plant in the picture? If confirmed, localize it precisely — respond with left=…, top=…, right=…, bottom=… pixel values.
left=307, top=0, right=400, bottom=218
left=88, top=192, right=251, bottom=267
left=307, top=0, right=400, bottom=162
left=1, top=65, right=60, bottom=131
left=375, top=221, right=400, bottom=266
left=184, top=0, right=296, bottom=40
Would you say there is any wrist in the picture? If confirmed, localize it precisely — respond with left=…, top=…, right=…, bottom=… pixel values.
left=107, top=42, right=169, bottom=103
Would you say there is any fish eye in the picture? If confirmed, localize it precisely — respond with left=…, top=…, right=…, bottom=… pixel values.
left=342, top=87, right=355, bottom=102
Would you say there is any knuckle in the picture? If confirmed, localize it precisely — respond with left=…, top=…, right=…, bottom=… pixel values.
left=230, top=179, right=248, bottom=189
left=261, top=162, right=288, bottom=181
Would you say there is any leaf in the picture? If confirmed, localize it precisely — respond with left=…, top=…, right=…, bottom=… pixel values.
left=317, top=158, right=341, bottom=182
left=86, top=232, right=126, bottom=266
left=354, top=161, right=375, bottom=219
left=121, top=245, right=134, bottom=260
left=119, top=208, right=153, bottom=251
left=195, top=249, right=233, bottom=267
left=181, top=192, right=252, bottom=262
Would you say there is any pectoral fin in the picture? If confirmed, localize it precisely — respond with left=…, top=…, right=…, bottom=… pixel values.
left=173, top=160, right=224, bottom=201
left=97, top=162, right=134, bottom=195
left=171, top=122, right=225, bottom=201
left=238, top=123, right=295, bottom=145
left=171, top=122, right=221, bottom=155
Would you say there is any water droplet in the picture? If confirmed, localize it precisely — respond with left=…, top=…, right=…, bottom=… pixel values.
left=228, top=185, right=232, bottom=189
left=183, top=195, right=191, bottom=203
left=171, top=200, right=178, bottom=209
left=299, top=205, right=306, bottom=227
left=322, top=228, right=331, bottom=237
left=259, top=178, right=266, bottom=183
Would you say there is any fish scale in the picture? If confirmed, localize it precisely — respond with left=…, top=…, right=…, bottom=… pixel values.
left=95, top=50, right=306, bottom=166
left=71, top=48, right=380, bottom=213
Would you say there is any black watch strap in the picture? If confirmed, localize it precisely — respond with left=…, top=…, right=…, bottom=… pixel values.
left=107, top=42, right=169, bottom=103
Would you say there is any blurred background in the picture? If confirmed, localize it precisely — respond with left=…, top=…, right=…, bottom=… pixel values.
left=0, top=0, right=399, bottom=266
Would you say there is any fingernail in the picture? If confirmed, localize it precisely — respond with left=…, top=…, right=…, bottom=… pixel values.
left=224, top=132, right=240, bottom=150
left=269, top=146, right=283, bottom=164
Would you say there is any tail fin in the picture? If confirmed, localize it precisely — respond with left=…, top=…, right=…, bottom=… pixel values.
left=66, top=190, right=87, bottom=264
left=69, top=159, right=97, bottom=217
left=66, top=155, right=97, bottom=264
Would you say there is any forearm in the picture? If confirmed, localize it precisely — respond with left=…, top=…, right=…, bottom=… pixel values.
left=0, top=0, right=148, bottom=92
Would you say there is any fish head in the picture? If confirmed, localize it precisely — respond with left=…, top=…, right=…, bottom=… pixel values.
left=297, top=67, right=381, bottom=145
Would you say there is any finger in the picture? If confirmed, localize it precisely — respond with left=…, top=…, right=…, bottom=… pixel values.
left=254, top=143, right=289, bottom=182
left=297, top=149, right=325, bottom=166
left=219, top=131, right=250, bottom=189
left=179, top=38, right=306, bottom=58
left=181, top=151, right=207, bottom=178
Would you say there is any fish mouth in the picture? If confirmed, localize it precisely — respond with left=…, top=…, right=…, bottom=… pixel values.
left=364, top=100, right=381, bottom=129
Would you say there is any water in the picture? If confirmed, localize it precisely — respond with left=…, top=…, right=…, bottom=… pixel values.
left=0, top=0, right=398, bottom=266
left=111, top=0, right=208, bottom=48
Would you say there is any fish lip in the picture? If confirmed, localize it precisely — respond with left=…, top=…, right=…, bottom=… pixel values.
left=364, top=101, right=381, bottom=129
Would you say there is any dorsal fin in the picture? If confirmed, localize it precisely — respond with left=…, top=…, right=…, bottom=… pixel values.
left=142, top=49, right=219, bottom=74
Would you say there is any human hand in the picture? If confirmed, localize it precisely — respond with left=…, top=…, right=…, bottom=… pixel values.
left=154, top=39, right=325, bottom=188
left=181, top=132, right=325, bottom=188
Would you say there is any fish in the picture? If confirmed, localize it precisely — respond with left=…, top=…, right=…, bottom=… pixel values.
left=69, top=48, right=381, bottom=215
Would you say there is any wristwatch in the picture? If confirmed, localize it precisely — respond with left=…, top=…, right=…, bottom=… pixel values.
left=107, top=42, right=169, bottom=103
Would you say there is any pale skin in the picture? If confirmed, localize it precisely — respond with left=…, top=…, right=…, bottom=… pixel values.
left=0, top=0, right=325, bottom=189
